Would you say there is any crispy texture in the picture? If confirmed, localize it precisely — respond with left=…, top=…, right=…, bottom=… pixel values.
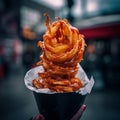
left=33, top=13, right=85, bottom=93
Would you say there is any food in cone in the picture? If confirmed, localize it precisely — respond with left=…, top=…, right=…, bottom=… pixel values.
left=24, top=13, right=94, bottom=120
left=32, top=13, right=86, bottom=93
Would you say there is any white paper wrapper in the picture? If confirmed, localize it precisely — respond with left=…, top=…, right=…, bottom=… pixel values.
left=24, top=64, right=94, bottom=95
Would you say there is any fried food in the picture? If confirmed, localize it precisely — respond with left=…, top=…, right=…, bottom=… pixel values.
left=32, top=13, right=86, bottom=93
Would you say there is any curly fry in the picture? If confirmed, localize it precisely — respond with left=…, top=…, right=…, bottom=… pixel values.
left=32, top=14, right=86, bottom=92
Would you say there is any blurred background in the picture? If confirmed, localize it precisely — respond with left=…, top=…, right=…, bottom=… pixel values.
left=0, top=0, right=120, bottom=120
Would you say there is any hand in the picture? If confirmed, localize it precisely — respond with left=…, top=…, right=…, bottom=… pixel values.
left=31, top=114, right=45, bottom=120
left=71, top=104, right=86, bottom=120
left=31, top=105, right=86, bottom=120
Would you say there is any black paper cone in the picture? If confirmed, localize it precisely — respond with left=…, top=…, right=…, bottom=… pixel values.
left=24, top=65, right=94, bottom=119
left=33, top=92, right=86, bottom=120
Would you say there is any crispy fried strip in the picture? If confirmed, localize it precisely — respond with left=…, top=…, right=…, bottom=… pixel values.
left=33, top=14, right=86, bottom=92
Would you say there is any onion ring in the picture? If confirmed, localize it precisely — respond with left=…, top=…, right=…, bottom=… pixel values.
left=32, top=13, right=86, bottom=93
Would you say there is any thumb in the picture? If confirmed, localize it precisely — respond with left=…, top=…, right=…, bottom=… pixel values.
left=71, top=105, right=86, bottom=120
left=32, top=114, right=45, bottom=120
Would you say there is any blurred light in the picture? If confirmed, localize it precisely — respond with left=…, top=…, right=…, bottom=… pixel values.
left=87, top=1, right=98, bottom=12
left=22, top=27, right=36, bottom=40
left=72, top=0, right=82, bottom=17
left=20, top=6, right=41, bottom=28
left=33, top=0, right=64, bottom=9
left=75, top=14, right=120, bottom=29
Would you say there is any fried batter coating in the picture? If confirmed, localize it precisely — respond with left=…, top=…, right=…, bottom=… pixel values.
left=33, top=13, right=86, bottom=92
